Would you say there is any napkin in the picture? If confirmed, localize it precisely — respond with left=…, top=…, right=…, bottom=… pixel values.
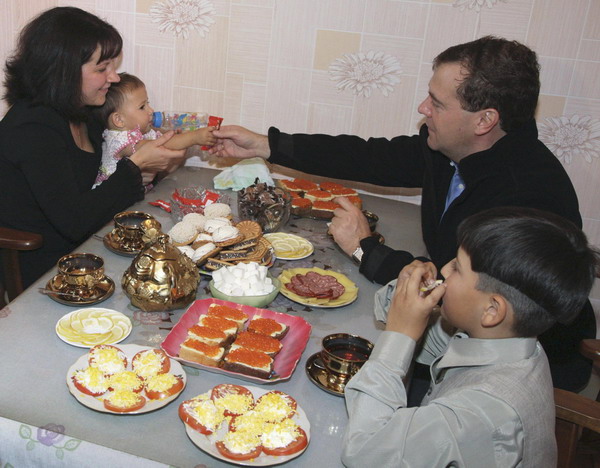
left=374, top=279, right=398, bottom=323
left=213, top=158, right=275, bottom=191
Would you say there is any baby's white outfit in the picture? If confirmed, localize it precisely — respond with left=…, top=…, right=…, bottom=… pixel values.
left=93, top=127, right=162, bottom=188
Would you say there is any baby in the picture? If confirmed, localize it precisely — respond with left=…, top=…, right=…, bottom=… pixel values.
left=92, top=72, right=216, bottom=188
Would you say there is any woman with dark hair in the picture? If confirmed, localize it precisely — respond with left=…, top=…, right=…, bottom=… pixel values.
left=0, top=7, right=184, bottom=287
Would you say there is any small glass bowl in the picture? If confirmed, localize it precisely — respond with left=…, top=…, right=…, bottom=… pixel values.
left=237, top=190, right=292, bottom=233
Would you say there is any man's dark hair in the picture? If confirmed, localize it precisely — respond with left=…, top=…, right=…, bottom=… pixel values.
left=434, top=36, right=540, bottom=132
left=457, top=207, right=597, bottom=337
left=3, top=6, right=122, bottom=121
left=92, top=73, right=146, bottom=128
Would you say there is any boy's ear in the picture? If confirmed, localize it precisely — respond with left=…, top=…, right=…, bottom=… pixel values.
left=110, top=112, right=126, bottom=130
left=474, top=108, right=500, bottom=136
left=480, top=294, right=508, bottom=328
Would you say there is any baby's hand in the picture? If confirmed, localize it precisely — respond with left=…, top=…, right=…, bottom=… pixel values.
left=385, top=261, right=445, bottom=341
left=199, top=126, right=217, bottom=147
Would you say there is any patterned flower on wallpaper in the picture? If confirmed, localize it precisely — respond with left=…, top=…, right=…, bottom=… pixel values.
left=150, top=0, right=216, bottom=38
left=454, top=0, right=507, bottom=12
left=329, top=51, right=402, bottom=98
left=538, top=115, right=600, bottom=164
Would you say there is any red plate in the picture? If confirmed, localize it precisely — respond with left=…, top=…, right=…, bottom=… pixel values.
left=161, top=298, right=311, bottom=384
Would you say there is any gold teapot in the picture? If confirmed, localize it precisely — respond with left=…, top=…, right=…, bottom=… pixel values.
left=122, top=234, right=200, bottom=311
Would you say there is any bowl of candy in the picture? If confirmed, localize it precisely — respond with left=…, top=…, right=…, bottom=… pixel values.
left=237, top=180, right=291, bottom=233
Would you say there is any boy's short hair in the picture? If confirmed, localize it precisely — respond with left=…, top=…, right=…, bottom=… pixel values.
left=457, top=207, right=598, bottom=337
left=93, top=72, right=145, bottom=127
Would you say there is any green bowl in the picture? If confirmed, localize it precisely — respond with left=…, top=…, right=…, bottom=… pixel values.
left=209, top=277, right=281, bottom=309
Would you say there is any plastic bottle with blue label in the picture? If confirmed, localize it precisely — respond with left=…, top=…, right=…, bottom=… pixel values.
left=152, top=111, right=208, bottom=132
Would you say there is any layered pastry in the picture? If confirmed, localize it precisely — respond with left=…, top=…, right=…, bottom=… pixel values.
left=222, top=348, right=274, bottom=379
left=205, top=258, right=235, bottom=271
left=192, top=233, right=214, bottom=249
left=213, top=226, right=244, bottom=247
left=191, top=242, right=221, bottom=265
left=247, top=317, right=289, bottom=340
left=179, top=338, right=225, bottom=367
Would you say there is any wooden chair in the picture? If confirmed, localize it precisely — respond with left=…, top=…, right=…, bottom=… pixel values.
left=555, top=339, right=600, bottom=468
left=0, top=227, right=43, bottom=308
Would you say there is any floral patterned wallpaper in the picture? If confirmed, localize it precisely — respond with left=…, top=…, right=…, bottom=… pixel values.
left=1, top=0, right=599, bottom=307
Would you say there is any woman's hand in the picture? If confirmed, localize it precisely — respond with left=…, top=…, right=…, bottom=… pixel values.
left=385, top=261, right=445, bottom=341
left=208, top=125, right=271, bottom=159
left=128, top=131, right=186, bottom=172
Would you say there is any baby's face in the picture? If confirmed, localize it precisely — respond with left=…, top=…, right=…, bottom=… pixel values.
left=119, top=85, right=154, bottom=133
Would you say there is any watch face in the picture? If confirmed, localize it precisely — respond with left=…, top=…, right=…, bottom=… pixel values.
left=352, top=247, right=363, bottom=264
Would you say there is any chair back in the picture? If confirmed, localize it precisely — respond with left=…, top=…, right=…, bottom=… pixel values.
left=0, top=227, right=43, bottom=307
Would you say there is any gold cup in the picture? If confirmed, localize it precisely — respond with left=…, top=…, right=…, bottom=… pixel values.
left=57, top=253, right=105, bottom=298
left=113, top=211, right=154, bottom=251
left=319, top=333, right=374, bottom=388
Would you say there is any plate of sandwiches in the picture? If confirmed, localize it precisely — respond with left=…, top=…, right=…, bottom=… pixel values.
left=278, top=267, right=359, bottom=308
left=66, top=344, right=186, bottom=414
left=277, top=179, right=363, bottom=220
left=179, top=384, right=310, bottom=466
left=161, top=298, right=312, bottom=384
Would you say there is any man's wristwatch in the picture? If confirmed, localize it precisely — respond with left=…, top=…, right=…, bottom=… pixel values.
left=351, top=246, right=364, bottom=265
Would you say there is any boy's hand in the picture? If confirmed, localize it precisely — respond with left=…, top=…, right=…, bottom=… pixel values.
left=385, top=261, right=446, bottom=341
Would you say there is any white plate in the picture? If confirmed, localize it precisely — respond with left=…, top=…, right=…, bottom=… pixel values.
left=263, top=233, right=314, bottom=260
left=183, top=385, right=310, bottom=466
left=56, top=308, right=132, bottom=348
left=66, top=344, right=186, bottom=414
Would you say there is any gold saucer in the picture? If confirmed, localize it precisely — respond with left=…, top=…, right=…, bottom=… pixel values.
left=305, top=352, right=345, bottom=397
left=45, top=275, right=115, bottom=306
left=103, top=231, right=141, bottom=257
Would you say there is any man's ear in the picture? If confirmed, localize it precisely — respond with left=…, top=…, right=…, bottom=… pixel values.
left=480, top=294, right=507, bottom=328
left=110, top=112, right=125, bottom=130
left=474, top=108, right=500, bottom=136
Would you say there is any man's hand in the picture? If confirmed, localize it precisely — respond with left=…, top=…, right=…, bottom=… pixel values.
left=329, top=197, right=372, bottom=256
left=208, top=125, right=271, bottom=159
left=385, top=261, right=445, bottom=341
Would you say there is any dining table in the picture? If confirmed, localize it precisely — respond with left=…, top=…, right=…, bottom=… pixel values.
left=0, top=166, right=425, bottom=467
